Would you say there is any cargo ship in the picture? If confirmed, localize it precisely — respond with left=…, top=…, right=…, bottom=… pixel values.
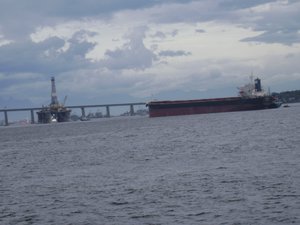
left=147, top=78, right=281, bottom=117
left=37, top=77, right=71, bottom=123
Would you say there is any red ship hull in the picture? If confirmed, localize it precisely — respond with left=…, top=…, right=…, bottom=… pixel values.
left=147, top=96, right=280, bottom=117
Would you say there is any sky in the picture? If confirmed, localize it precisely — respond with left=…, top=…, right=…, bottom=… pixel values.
left=0, top=0, right=300, bottom=109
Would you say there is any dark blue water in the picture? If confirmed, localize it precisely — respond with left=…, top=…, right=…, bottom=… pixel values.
left=1, top=105, right=300, bottom=225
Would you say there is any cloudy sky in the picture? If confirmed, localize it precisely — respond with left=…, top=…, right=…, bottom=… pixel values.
left=0, top=0, right=300, bottom=108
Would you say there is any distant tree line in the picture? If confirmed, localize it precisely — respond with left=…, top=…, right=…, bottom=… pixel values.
left=272, top=90, right=300, bottom=103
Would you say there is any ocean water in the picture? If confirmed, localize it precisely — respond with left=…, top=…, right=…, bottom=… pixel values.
left=1, top=104, right=300, bottom=225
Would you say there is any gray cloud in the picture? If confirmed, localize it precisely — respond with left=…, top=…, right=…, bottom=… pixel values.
left=171, top=29, right=179, bottom=37
left=152, top=31, right=166, bottom=39
left=158, top=50, right=191, bottom=57
left=151, top=30, right=179, bottom=39
left=0, top=31, right=95, bottom=74
left=149, top=0, right=300, bottom=45
left=101, top=27, right=157, bottom=70
left=237, top=1, right=300, bottom=45
left=195, top=29, right=206, bottom=33
left=242, top=31, right=300, bottom=45
left=218, top=0, right=274, bottom=10
left=0, top=96, right=34, bottom=108
left=0, top=0, right=195, bottom=40
left=0, top=0, right=299, bottom=109
left=100, top=27, right=190, bottom=70
left=1, top=0, right=298, bottom=45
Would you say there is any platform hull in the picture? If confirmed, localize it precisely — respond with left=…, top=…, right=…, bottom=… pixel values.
left=147, top=96, right=280, bottom=117
left=37, top=109, right=71, bottom=123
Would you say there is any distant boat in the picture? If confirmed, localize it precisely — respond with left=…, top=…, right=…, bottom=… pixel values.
left=80, top=116, right=90, bottom=121
left=51, top=116, right=57, bottom=123
left=283, top=104, right=290, bottom=108
left=147, top=77, right=282, bottom=117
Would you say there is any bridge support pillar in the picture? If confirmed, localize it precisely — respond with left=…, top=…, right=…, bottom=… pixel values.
left=30, top=110, right=35, bottom=124
left=106, top=106, right=110, bottom=118
left=81, top=107, right=86, bottom=118
left=4, top=111, right=8, bottom=126
left=130, top=105, right=134, bottom=116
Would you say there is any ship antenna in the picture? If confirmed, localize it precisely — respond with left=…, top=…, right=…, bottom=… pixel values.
left=250, top=71, right=254, bottom=84
left=51, top=76, right=59, bottom=106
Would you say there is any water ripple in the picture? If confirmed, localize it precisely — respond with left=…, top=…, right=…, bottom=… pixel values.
left=1, top=106, right=300, bottom=224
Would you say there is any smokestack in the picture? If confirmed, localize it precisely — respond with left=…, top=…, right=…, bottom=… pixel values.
left=254, top=78, right=262, bottom=92
left=51, top=77, right=59, bottom=105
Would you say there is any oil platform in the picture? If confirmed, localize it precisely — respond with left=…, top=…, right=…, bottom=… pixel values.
left=37, top=77, right=71, bottom=123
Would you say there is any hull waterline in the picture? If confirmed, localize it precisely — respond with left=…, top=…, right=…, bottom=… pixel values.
left=147, top=96, right=281, bottom=117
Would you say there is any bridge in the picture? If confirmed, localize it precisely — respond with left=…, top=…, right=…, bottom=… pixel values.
left=0, top=102, right=146, bottom=126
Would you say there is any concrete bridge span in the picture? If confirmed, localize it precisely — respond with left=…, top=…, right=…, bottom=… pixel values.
left=0, top=102, right=146, bottom=126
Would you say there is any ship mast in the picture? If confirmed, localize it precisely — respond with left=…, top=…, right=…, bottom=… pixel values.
left=50, top=77, right=59, bottom=106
